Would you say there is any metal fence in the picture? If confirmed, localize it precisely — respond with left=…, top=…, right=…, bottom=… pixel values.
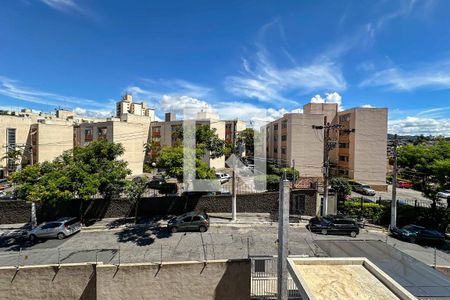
left=353, top=196, right=438, bottom=208
left=250, top=256, right=301, bottom=300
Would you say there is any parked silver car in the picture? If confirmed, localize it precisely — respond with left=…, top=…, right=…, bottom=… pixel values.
left=28, top=217, right=81, bottom=242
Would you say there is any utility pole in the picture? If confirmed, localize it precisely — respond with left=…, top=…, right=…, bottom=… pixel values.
left=277, top=173, right=289, bottom=300
left=312, top=123, right=340, bottom=216
left=231, top=120, right=238, bottom=222
left=292, top=159, right=296, bottom=184
left=391, top=134, right=398, bottom=230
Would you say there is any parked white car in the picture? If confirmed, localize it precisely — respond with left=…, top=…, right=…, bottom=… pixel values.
left=437, top=190, right=450, bottom=199
left=215, top=172, right=230, bottom=183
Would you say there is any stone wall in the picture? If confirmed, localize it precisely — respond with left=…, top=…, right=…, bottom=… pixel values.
left=0, top=190, right=321, bottom=224
left=0, top=200, right=31, bottom=224
left=0, top=260, right=250, bottom=300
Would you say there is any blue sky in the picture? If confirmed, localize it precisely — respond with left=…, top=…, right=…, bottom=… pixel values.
left=1, top=0, right=450, bottom=135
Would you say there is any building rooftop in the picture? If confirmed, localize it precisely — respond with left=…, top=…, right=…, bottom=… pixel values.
left=288, top=257, right=416, bottom=300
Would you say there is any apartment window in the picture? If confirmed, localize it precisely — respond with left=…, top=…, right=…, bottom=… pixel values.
left=274, top=124, right=278, bottom=131
left=274, top=147, right=278, bottom=153
left=339, top=169, right=349, bottom=176
left=226, top=124, right=232, bottom=129
left=281, top=148, right=286, bottom=155
left=152, top=137, right=161, bottom=142
left=6, top=128, right=16, bottom=171
left=7, top=128, right=16, bottom=147
left=98, top=127, right=108, bottom=139
left=171, top=126, right=181, bottom=132
left=281, top=135, right=287, bottom=141
left=339, top=155, right=349, bottom=162
left=339, top=143, right=349, bottom=148
left=339, top=114, right=351, bottom=123
left=281, top=121, right=287, bottom=129
left=152, top=127, right=161, bottom=133
left=274, top=135, right=278, bottom=142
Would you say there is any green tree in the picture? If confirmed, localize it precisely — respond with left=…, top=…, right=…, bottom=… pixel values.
left=397, top=140, right=450, bottom=192
left=330, top=177, right=352, bottom=202
left=431, top=159, right=450, bottom=189
left=156, top=146, right=215, bottom=181
left=126, top=175, right=149, bottom=223
left=11, top=140, right=131, bottom=220
left=172, top=125, right=225, bottom=158
left=237, top=128, right=255, bottom=157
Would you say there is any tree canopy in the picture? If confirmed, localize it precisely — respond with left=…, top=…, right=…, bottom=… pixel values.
left=397, top=140, right=450, bottom=189
left=10, top=140, right=131, bottom=204
left=330, top=177, right=352, bottom=201
left=172, top=125, right=226, bottom=158
left=156, top=146, right=215, bottom=181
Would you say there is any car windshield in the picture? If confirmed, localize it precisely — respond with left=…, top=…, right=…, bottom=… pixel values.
left=403, top=225, right=422, bottom=233
left=362, top=185, right=371, bottom=189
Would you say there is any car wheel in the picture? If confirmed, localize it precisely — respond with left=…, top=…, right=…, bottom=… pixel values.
left=171, top=227, right=178, bottom=233
left=409, top=237, right=416, bottom=244
left=199, top=226, right=207, bottom=233
left=350, top=231, right=357, bottom=238
left=29, top=234, right=37, bottom=242
left=321, top=229, right=328, bottom=235
left=57, top=232, right=65, bottom=240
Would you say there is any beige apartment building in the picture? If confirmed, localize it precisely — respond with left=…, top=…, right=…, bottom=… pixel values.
left=74, top=119, right=149, bottom=175
left=0, top=110, right=75, bottom=178
left=73, top=94, right=155, bottom=175
left=265, top=103, right=388, bottom=191
left=150, top=112, right=228, bottom=169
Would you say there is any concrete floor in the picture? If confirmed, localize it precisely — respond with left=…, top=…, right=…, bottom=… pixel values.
left=0, top=224, right=449, bottom=268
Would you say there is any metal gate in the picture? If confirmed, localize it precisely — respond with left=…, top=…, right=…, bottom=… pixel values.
left=250, top=256, right=301, bottom=299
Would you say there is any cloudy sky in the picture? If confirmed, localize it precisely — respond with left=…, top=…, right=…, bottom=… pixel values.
left=1, top=0, right=450, bottom=135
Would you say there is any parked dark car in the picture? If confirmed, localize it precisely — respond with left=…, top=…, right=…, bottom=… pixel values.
left=167, top=211, right=210, bottom=233
left=391, top=224, right=445, bottom=245
left=307, top=215, right=359, bottom=237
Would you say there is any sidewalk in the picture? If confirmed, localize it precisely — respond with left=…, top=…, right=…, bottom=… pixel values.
left=81, top=213, right=310, bottom=232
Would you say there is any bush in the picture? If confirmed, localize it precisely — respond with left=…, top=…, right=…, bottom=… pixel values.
left=255, top=174, right=280, bottom=191
left=339, top=201, right=388, bottom=224
left=266, top=165, right=299, bottom=181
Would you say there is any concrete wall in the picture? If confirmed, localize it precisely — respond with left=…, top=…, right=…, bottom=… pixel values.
left=0, top=260, right=250, bottom=300
left=0, top=263, right=95, bottom=300
left=97, top=260, right=250, bottom=300
left=36, top=122, right=73, bottom=163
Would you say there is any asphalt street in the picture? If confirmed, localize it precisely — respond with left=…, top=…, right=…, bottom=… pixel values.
left=1, top=224, right=449, bottom=268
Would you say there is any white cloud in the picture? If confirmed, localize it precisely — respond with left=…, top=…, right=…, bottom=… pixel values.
left=310, top=92, right=343, bottom=110
left=224, top=50, right=346, bottom=104
left=361, top=104, right=374, bottom=108
left=0, top=76, right=103, bottom=108
left=40, top=0, right=82, bottom=13
left=360, top=62, right=450, bottom=91
left=73, top=107, right=113, bottom=118
left=389, top=116, right=450, bottom=136
left=159, top=95, right=215, bottom=119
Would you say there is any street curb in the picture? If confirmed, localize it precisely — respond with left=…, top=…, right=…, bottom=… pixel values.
left=81, top=222, right=308, bottom=232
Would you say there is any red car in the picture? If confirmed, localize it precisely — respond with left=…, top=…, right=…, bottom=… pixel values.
left=397, top=181, right=413, bottom=189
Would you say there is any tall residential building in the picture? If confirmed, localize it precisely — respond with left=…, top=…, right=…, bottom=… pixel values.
left=265, top=103, right=388, bottom=191
left=116, top=94, right=155, bottom=119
